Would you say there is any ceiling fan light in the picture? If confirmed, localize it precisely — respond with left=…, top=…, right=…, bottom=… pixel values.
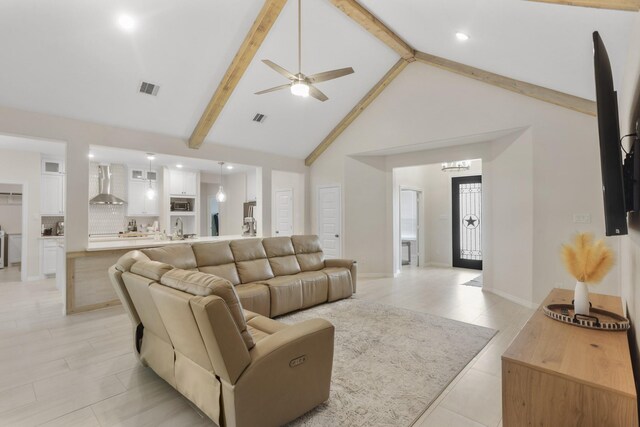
left=290, top=82, right=309, bottom=97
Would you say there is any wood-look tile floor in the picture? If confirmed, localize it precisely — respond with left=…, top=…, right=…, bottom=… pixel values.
left=0, top=267, right=534, bottom=427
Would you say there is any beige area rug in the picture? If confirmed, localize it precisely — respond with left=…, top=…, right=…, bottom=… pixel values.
left=279, top=299, right=496, bottom=427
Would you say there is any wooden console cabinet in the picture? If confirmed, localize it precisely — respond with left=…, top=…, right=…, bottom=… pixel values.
left=502, top=288, right=638, bottom=427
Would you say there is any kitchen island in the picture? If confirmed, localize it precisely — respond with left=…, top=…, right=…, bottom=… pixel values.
left=66, top=235, right=252, bottom=314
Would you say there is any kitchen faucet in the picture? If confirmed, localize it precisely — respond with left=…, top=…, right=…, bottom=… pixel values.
left=175, top=217, right=184, bottom=239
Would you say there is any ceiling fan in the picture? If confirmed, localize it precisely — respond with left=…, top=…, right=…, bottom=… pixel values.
left=254, top=0, right=354, bottom=102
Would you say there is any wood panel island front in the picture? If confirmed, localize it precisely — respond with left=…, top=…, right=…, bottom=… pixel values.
left=66, top=235, right=245, bottom=314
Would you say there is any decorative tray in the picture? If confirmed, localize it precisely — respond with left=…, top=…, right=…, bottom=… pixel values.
left=543, top=304, right=630, bottom=331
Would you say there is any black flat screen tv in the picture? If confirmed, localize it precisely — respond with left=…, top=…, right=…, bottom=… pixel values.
left=593, top=31, right=628, bottom=236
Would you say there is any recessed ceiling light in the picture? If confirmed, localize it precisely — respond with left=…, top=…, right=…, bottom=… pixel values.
left=226, top=165, right=234, bottom=170
left=88, top=153, right=95, bottom=159
left=117, top=14, right=136, bottom=32
left=176, top=164, right=183, bottom=168
left=456, top=32, right=470, bottom=41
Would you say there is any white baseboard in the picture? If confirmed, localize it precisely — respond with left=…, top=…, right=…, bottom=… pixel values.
left=27, top=275, right=45, bottom=282
left=483, top=287, right=538, bottom=309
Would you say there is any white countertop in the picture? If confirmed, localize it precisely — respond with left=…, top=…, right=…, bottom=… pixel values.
left=86, top=235, right=251, bottom=252
left=39, top=236, right=64, bottom=240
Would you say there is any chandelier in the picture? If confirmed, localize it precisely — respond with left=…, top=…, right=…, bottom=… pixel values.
left=441, top=160, right=471, bottom=172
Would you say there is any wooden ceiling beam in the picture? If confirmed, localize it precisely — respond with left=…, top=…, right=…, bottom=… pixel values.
left=329, top=0, right=415, bottom=61
left=305, top=59, right=408, bottom=166
left=188, top=0, right=287, bottom=149
left=414, top=51, right=596, bottom=116
left=526, top=0, right=640, bottom=11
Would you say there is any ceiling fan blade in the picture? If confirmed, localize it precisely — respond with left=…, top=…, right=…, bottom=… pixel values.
left=308, top=85, right=328, bottom=102
left=307, top=67, right=354, bottom=84
left=254, top=84, right=291, bottom=95
left=262, top=60, right=296, bottom=80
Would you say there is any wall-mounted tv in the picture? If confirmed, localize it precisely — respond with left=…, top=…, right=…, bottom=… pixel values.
left=593, top=31, right=629, bottom=236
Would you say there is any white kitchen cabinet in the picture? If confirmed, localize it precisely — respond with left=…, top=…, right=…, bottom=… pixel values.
left=169, top=170, right=197, bottom=196
left=41, top=174, right=65, bottom=215
left=8, top=235, right=21, bottom=265
left=40, top=239, right=60, bottom=276
left=127, top=180, right=159, bottom=216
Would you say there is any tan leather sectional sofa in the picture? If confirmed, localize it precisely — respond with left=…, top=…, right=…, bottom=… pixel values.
left=108, top=235, right=356, bottom=427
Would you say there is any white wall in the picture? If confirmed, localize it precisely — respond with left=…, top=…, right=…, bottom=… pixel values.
left=619, top=12, right=640, bottom=354
left=0, top=149, right=41, bottom=279
left=0, top=106, right=306, bottom=253
left=311, top=61, right=614, bottom=306
left=272, top=170, right=306, bottom=235
left=0, top=183, right=23, bottom=234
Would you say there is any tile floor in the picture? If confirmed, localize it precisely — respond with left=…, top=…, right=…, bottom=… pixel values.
left=0, top=266, right=534, bottom=426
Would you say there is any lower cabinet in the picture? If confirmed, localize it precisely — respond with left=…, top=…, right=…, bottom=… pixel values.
left=40, top=239, right=61, bottom=276
left=8, top=235, right=21, bottom=265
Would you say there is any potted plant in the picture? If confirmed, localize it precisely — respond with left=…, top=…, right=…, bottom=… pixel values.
left=561, top=233, right=614, bottom=315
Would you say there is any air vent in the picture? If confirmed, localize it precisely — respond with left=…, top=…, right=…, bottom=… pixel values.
left=139, top=81, right=160, bottom=96
left=252, top=113, right=266, bottom=123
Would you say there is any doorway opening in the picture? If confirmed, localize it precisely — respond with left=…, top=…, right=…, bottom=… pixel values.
left=393, top=159, right=482, bottom=283
left=0, top=184, right=23, bottom=283
left=400, top=188, right=421, bottom=268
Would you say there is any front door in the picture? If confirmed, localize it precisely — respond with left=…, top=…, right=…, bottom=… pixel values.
left=452, top=175, right=482, bottom=270
left=318, top=185, right=341, bottom=259
left=274, top=188, right=293, bottom=236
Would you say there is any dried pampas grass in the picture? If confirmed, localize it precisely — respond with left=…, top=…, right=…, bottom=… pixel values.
left=561, top=233, right=614, bottom=284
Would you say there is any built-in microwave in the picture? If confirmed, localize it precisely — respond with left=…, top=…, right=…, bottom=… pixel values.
left=171, top=201, right=191, bottom=211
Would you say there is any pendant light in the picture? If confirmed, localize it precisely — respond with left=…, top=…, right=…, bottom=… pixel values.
left=216, top=162, right=227, bottom=203
left=146, top=153, right=156, bottom=200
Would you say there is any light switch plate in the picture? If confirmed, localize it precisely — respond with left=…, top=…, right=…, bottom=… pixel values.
left=573, top=213, right=591, bottom=224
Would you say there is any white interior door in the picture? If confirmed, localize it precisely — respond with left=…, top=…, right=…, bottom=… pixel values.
left=274, top=188, right=293, bottom=236
left=318, top=185, right=341, bottom=259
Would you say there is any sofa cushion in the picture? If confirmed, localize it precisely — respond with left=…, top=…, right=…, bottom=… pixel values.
left=268, top=255, right=301, bottom=277
left=236, top=259, right=275, bottom=284
left=323, top=267, right=353, bottom=302
left=246, top=315, right=287, bottom=343
left=199, top=265, right=241, bottom=286
left=160, top=269, right=254, bottom=349
left=231, top=239, right=275, bottom=283
left=263, top=276, right=303, bottom=317
left=291, top=235, right=325, bottom=271
left=230, top=239, right=267, bottom=262
left=192, top=241, right=235, bottom=266
left=142, top=244, right=198, bottom=270
left=262, top=236, right=295, bottom=257
left=295, top=271, right=329, bottom=309
left=131, top=260, right=173, bottom=282
left=262, top=237, right=301, bottom=276
left=235, top=283, right=271, bottom=317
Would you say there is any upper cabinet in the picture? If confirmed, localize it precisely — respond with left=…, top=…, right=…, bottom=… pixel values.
left=169, top=169, right=197, bottom=196
left=127, top=168, right=159, bottom=216
left=41, top=158, right=64, bottom=215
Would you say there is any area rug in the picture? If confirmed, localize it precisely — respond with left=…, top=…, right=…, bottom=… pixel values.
left=462, top=274, right=483, bottom=287
left=279, top=299, right=496, bottom=426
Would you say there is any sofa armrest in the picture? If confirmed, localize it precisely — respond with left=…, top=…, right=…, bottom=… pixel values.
left=228, top=319, right=334, bottom=426
left=325, top=258, right=358, bottom=293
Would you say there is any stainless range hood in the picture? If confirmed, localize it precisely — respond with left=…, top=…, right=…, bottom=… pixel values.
left=89, top=165, right=126, bottom=205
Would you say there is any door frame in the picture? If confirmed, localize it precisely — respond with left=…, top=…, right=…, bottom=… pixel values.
left=316, top=184, right=342, bottom=259
left=273, top=187, right=294, bottom=236
left=398, top=186, right=423, bottom=271
left=452, top=175, right=483, bottom=270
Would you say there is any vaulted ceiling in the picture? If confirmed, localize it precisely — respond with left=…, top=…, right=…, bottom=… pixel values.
left=0, top=0, right=636, bottom=162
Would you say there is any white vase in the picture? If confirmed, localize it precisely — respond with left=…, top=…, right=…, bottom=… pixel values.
left=574, top=281, right=590, bottom=316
